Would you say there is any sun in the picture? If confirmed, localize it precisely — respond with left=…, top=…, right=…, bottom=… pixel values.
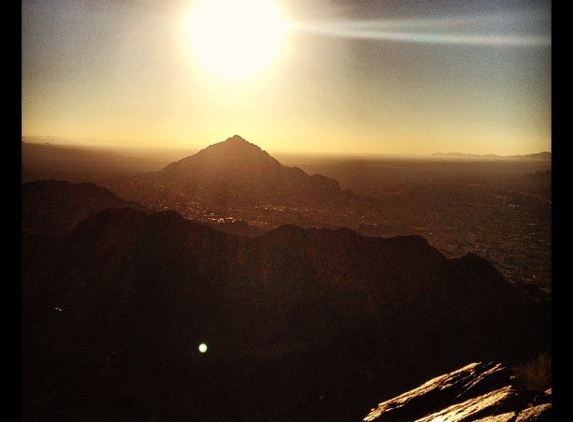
left=186, top=0, right=288, bottom=81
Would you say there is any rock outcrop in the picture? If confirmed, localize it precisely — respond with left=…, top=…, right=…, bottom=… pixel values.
left=363, top=361, right=551, bottom=422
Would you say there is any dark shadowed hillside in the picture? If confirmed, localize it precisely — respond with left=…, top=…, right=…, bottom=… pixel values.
left=21, top=208, right=550, bottom=422
left=22, top=180, right=150, bottom=234
left=22, top=179, right=265, bottom=238
left=21, top=179, right=151, bottom=235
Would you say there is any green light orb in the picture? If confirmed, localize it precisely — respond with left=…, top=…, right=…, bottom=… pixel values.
left=198, top=343, right=208, bottom=353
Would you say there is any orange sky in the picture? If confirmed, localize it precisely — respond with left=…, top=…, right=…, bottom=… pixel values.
left=22, top=0, right=551, bottom=156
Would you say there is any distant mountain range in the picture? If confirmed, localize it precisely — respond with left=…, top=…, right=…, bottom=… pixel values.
left=431, top=151, right=551, bottom=161
left=22, top=204, right=550, bottom=422
left=22, top=136, right=551, bottom=163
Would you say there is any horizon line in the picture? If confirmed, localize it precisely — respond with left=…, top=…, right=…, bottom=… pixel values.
left=21, top=135, right=551, bottom=160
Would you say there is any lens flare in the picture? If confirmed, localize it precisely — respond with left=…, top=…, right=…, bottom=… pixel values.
left=290, top=11, right=550, bottom=47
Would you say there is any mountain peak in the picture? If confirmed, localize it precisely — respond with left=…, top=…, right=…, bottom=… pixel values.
left=213, top=134, right=264, bottom=153
left=196, top=135, right=277, bottom=167
left=227, top=134, right=248, bottom=143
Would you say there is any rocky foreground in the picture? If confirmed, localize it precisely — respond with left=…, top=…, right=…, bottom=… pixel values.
left=362, top=361, right=551, bottom=422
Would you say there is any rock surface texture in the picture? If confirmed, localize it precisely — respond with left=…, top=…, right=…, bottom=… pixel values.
left=362, top=361, right=551, bottom=422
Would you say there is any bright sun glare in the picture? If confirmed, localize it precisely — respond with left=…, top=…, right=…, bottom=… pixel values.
left=186, top=0, right=288, bottom=81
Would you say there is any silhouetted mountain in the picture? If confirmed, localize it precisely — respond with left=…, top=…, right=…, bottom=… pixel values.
left=147, top=135, right=344, bottom=205
left=22, top=179, right=151, bottom=234
left=22, top=208, right=550, bottom=422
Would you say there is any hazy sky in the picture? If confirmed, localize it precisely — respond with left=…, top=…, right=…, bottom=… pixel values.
left=22, top=0, right=551, bottom=156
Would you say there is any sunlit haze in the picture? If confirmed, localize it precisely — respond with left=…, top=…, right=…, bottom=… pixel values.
left=22, top=0, right=551, bottom=156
